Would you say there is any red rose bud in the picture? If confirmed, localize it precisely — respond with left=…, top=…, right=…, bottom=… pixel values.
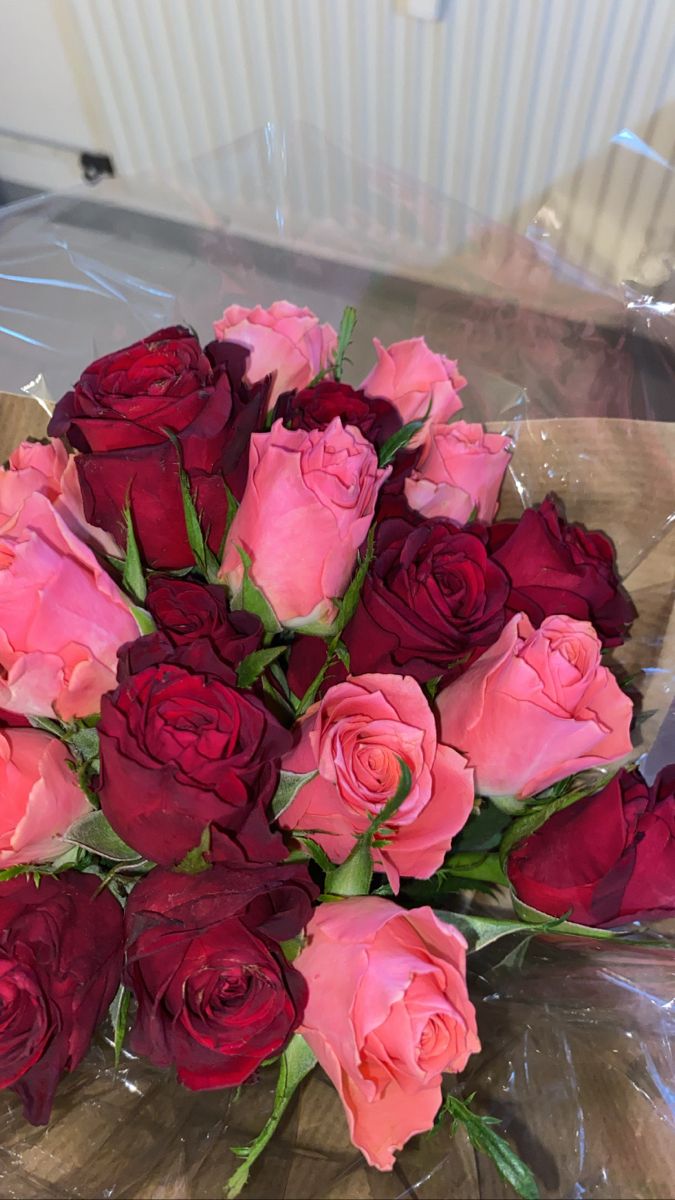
left=203, top=338, right=273, bottom=501
left=508, top=766, right=675, bottom=926
left=124, top=863, right=317, bottom=1089
left=489, top=495, right=636, bottom=648
left=0, top=872, right=123, bottom=1124
left=97, top=637, right=291, bottom=868
left=274, top=380, right=401, bottom=448
left=145, top=576, right=263, bottom=666
left=343, top=515, right=509, bottom=684
left=48, top=326, right=234, bottom=570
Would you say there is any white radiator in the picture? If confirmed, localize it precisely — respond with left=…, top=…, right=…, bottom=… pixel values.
left=10, top=0, right=675, bottom=282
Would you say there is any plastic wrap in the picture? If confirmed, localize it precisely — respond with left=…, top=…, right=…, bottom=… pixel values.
left=0, top=124, right=673, bottom=1199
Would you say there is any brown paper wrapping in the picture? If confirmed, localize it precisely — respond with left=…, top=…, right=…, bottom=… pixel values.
left=0, top=397, right=673, bottom=1199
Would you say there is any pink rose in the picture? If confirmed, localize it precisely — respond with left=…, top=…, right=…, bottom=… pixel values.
left=296, top=897, right=480, bottom=1170
left=404, top=420, right=513, bottom=522
left=213, top=301, right=337, bottom=406
left=0, top=440, right=120, bottom=556
left=0, top=493, right=140, bottom=720
left=0, top=729, right=90, bottom=867
left=220, top=419, right=388, bottom=630
left=280, top=673, right=473, bottom=889
left=436, top=613, right=633, bottom=801
left=361, top=337, right=465, bottom=447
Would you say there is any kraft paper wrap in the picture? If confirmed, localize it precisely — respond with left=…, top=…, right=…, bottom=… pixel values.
left=0, top=394, right=673, bottom=1199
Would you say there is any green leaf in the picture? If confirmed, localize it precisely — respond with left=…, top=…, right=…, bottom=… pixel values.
left=271, top=770, right=318, bottom=820
left=332, top=305, right=357, bottom=381
left=510, top=893, right=619, bottom=940
left=333, top=639, right=351, bottom=671
left=130, top=605, right=156, bottom=636
left=434, top=910, right=564, bottom=954
left=280, top=937, right=302, bottom=962
left=440, top=1095, right=539, bottom=1200
left=174, top=825, right=211, bottom=874
left=333, top=525, right=375, bottom=636
left=325, top=758, right=412, bottom=897
left=224, top=484, right=239, bottom=544
left=294, top=654, right=332, bottom=718
left=122, top=504, right=147, bottom=603
left=294, top=835, right=335, bottom=875
left=236, top=645, right=287, bottom=690
left=65, top=810, right=143, bottom=864
left=324, top=840, right=373, bottom=896
left=293, top=531, right=375, bottom=717
left=225, top=1035, right=317, bottom=1198
left=366, top=757, right=412, bottom=841
left=378, top=397, right=433, bottom=467
left=0, top=864, right=34, bottom=883
left=404, top=873, right=498, bottom=898
left=438, top=851, right=508, bottom=886
left=28, top=715, right=68, bottom=739
left=232, top=546, right=280, bottom=636
left=164, top=428, right=220, bottom=582
left=67, top=726, right=100, bottom=763
left=424, top=675, right=442, bottom=701
left=111, top=986, right=132, bottom=1068
left=455, top=802, right=512, bottom=854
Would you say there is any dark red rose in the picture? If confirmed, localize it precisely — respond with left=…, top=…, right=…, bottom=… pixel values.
left=0, top=871, right=123, bottom=1124
left=204, top=339, right=272, bottom=500
left=0, top=707, right=29, bottom=728
left=98, top=637, right=291, bottom=868
left=145, top=576, right=263, bottom=667
left=274, top=380, right=400, bottom=448
left=489, top=495, right=636, bottom=647
left=343, top=516, right=509, bottom=684
left=508, top=765, right=675, bottom=926
left=49, top=325, right=214, bottom=452
left=48, top=327, right=234, bottom=570
left=286, top=632, right=347, bottom=701
left=124, top=863, right=316, bottom=1088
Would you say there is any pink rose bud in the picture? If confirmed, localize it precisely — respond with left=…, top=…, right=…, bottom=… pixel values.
left=296, top=897, right=480, bottom=1170
left=0, top=729, right=91, bottom=868
left=405, top=420, right=513, bottom=523
left=280, top=672, right=474, bottom=890
left=0, top=493, right=140, bottom=720
left=220, top=419, right=389, bottom=630
left=0, top=439, right=120, bottom=556
left=436, top=612, right=633, bottom=802
left=361, top=337, right=465, bottom=448
left=213, top=300, right=337, bottom=406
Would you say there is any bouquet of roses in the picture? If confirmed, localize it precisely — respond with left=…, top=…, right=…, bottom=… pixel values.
left=0, top=301, right=673, bottom=1200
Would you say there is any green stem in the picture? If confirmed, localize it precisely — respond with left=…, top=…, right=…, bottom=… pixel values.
left=224, top=1035, right=316, bottom=1198
left=444, top=851, right=507, bottom=886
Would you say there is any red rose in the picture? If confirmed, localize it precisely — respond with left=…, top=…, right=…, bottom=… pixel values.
left=145, top=576, right=263, bottom=666
left=124, top=863, right=316, bottom=1088
left=97, top=638, right=291, bottom=868
left=0, top=871, right=123, bottom=1124
left=203, top=339, right=273, bottom=501
left=489, top=496, right=636, bottom=647
left=48, top=327, right=234, bottom=570
left=288, top=515, right=509, bottom=697
left=345, top=516, right=509, bottom=683
left=508, top=766, right=675, bottom=926
left=0, top=707, right=29, bottom=729
left=274, top=380, right=400, bottom=447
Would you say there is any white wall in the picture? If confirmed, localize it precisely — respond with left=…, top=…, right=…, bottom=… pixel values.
left=0, top=0, right=674, bottom=282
